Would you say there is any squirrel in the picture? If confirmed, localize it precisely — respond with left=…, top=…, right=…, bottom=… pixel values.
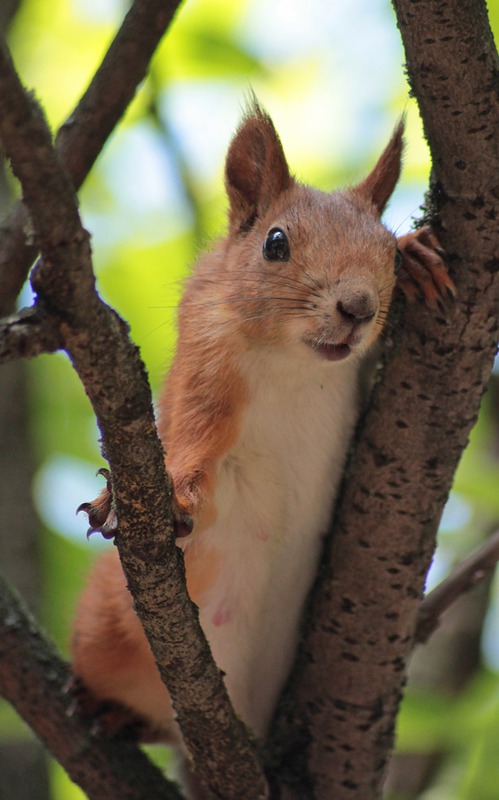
left=72, top=102, right=454, bottom=763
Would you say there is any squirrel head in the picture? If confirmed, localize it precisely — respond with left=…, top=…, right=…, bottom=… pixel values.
left=211, top=102, right=406, bottom=362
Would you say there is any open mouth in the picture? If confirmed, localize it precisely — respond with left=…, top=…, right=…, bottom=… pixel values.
left=308, top=341, right=352, bottom=362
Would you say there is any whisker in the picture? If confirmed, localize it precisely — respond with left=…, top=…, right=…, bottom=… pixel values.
left=377, top=277, right=398, bottom=295
left=197, top=272, right=322, bottom=300
left=297, top=266, right=323, bottom=290
left=214, top=305, right=317, bottom=328
left=194, top=278, right=311, bottom=299
left=281, top=260, right=323, bottom=291
left=150, top=294, right=311, bottom=311
left=393, top=205, right=422, bottom=236
left=272, top=306, right=316, bottom=313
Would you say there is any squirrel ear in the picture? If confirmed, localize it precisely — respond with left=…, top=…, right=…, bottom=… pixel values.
left=225, top=102, right=292, bottom=233
left=354, top=117, right=405, bottom=215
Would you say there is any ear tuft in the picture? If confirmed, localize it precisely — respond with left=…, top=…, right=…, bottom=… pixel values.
left=354, top=116, right=405, bottom=215
left=225, top=100, right=292, bottom=233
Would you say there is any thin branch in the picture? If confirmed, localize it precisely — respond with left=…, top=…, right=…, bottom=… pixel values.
left=0, top=37, right=268, bottom=800
left=415, top=529, right=499, bottom=644
left=0, top=41, right=84, bottom=253
left=0, top=305, right=61, bottom=363
left=0, top=0, right=182, bottom=315
left=55, top=0, right=181, bottom=192
left=0, top=573, right=183, bottom=800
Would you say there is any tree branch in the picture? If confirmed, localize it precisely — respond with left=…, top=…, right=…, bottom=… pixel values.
left=0, top=0, right=182, bottom=315
left=0, top=306, right=61, bottom=362
left=0, top=573, right=183, bottom=800
left=0, top=1, right=50, bottom=792
left=0, top=37, right=268, bottom=800
left=273, top=1, right=499, bottom=796
left=415, top=529, right=499, bottom=644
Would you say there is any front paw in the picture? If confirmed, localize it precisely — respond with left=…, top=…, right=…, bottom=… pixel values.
left=170, top=468, right=207, bottom=538
left=78, top=467, right=194, bottom=541
left=396, top=226, right=456, bottom=309
left=77, top=468, right=118, bottom=540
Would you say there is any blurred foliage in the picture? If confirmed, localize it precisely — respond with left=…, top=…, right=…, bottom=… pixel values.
left=1, top=0, right=499, bottom=797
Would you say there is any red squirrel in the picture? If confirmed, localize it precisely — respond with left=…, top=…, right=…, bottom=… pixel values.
left=72, top=103, right=454, bottom=756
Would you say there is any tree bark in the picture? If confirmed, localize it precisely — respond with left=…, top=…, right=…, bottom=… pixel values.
left=0, top=1, right=51, bottom=796
left=0, top=0, right=498, bottom=798
left=0, top=32, right=268, bottom=800
left=0, top=0, right=182, bottom=312
left=272, top=1, right=499, bottom=797
left=0, top=576, right=183, bottom=800
left=386, top=574, right=491, bottom=797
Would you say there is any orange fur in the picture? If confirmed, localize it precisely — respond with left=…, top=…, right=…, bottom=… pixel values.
left=72, top=551, right=177, bottom=742
left=158, top=320, right=248, bottom=524
left=355, top=118, right=405, bottom=213
left=71, top=103, right=454, bottom=780
left=183, top=543, right=222, bottom=606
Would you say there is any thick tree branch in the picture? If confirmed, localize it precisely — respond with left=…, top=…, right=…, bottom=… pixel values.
left=0, top=573, right=183, bottom=800
left=0, top=38, right=268, bottom=800
left=415, top=528, right=499, bottom=644
left=0, top=0, right=182, bottom=315
left=273, top=1, right=499, bottom=797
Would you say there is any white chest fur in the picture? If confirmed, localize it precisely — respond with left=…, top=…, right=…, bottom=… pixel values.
left=192, top=346, right=362, bottom=736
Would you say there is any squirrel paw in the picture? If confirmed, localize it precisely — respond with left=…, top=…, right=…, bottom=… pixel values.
left=170, top=468, right=205, bottom=537
left=77, top=467, right=193, bottom=540
left=77, top=468, right=118, bottom=540
left=396, top=226, right=456, bottom=310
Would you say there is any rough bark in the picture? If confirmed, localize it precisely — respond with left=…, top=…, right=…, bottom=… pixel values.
left=0, top=0, right=497, bottom=797
left=272, top=1, right=499, bottom=797
left=0, top=576, right=183, bottom=800
left=0, top=32, right=268, bottom=800
left=386, top=573, right=491, bottom=797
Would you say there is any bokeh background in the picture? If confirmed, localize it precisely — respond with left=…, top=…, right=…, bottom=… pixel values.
left=1, top=0, right=499, bottom=797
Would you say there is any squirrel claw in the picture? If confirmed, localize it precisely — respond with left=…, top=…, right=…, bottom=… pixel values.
left=86, top=522, right=118, bottom=542
left=77, top=468, right=118, bottom=540
left=396, top=226, right=456, bottom=309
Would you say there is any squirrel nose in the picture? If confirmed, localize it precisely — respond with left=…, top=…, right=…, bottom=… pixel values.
left=336, top=292, right=377, bottom=324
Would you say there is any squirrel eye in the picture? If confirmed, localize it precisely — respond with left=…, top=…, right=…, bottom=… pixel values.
left=263, top=228, right=290, bottom=262
left=394, top=248, right=403, bottom=273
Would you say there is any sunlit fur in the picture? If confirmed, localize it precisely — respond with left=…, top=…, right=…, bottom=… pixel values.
left=73, top=106, right=403, bottom=748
